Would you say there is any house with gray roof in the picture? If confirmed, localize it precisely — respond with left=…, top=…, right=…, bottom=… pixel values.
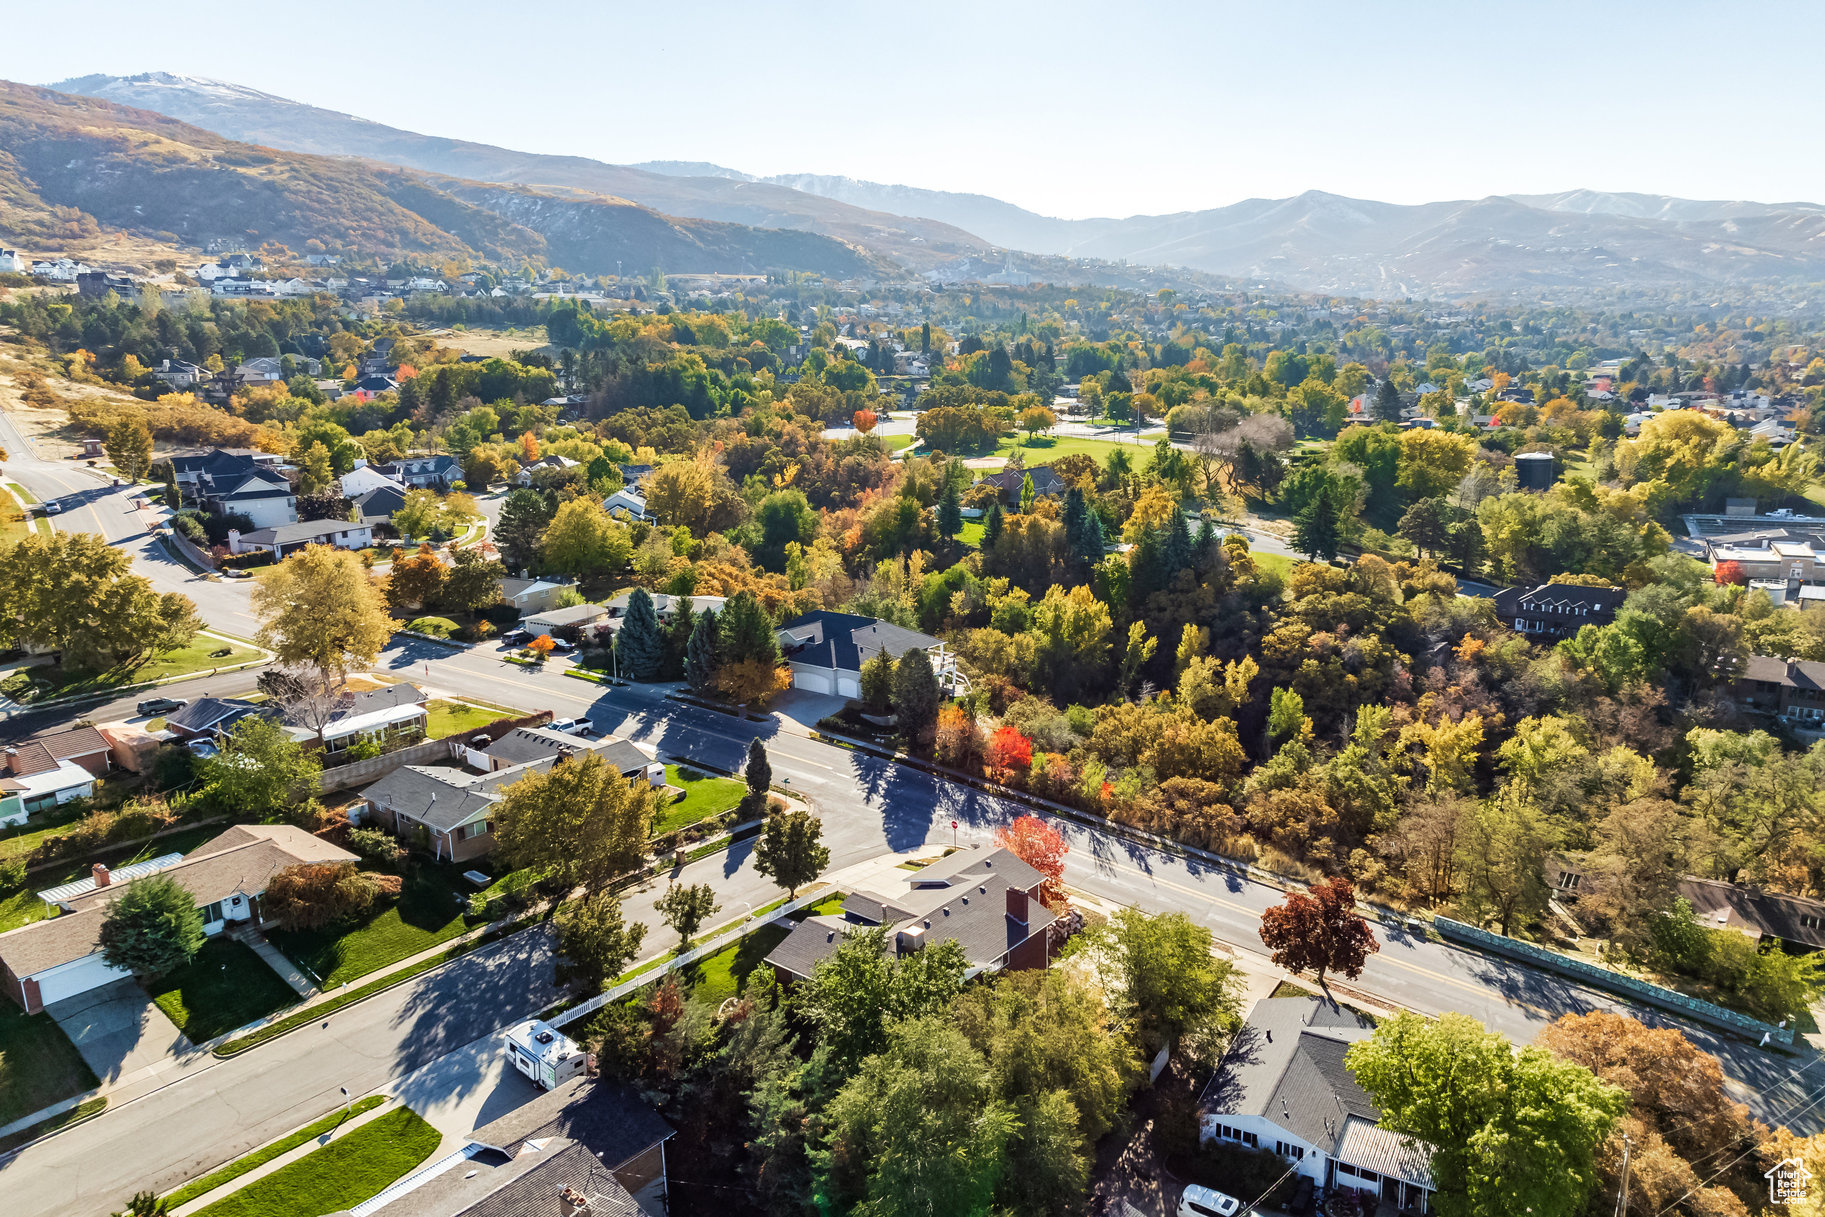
left=775, top=610, right=957, bottom=700
left=0, top=823, right=355, bottom=1012
left=764, top=844, right=1054, bottom=983
left=228, top=517, right=374, bottom=559
left=1198, top=997, right=1435, bottom=1211
left=358, top=1078, right=671, bottom=1217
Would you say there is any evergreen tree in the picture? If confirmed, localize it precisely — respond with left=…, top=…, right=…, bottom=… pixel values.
left=1127, top=522, right=1167, bottom=608
left=1397, top=498, right=1451, bottom=557
left=1293, top=482, right=1346, bottom=562
left=1018, top=472, right=1036, bottom=513
left=684, top=607, right=720, bottom=693
left=982, top=502, right=1004, bottom=551
left=893, top=648, right=943, bottom=745
left=744, top=737, right=773, bottom=816
left=1161, top=504, right=1192, bottom=574
left=496, top=489, right=553, bottom=573
left=99, top=877, right=204, bottom=978
left=1061, top=487, right=1088, bottom=553
left=1373, top=378, right=1403, bottom=422
left=718, top=590, right=780, bottom=665
left=937, top=479, right=962, bottom=541
left=1449, top=517, right=1488, bottom=578
left=663, top=596, right=695, bottom=681
left=616, top=587, right=665, bottom=679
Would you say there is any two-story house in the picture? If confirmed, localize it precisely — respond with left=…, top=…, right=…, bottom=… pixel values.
left=1490, top=583, right=1626, bottom=641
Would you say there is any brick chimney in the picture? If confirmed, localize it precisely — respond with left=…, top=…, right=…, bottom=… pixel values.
left=92, top=862, right=111, bottom=888
left=558, top=1186, right=591, bottom=1216
left=1006, top=886, right=1029, bottom=926
left=3, top=747, right=17, bottom=775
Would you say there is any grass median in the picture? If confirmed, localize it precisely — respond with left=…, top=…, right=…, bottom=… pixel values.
left=190, top=1105, right=440, bottom=1217
left=163, top=1096, right=387, bottom=1208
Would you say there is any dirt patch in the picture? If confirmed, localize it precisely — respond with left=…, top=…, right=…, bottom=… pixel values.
left=423, top=326, right=549, bottom=359
left=0, top=345, right=144, bottom=461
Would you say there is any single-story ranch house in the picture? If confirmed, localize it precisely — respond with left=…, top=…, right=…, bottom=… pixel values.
left=0, top=824, right=356, bottom=1013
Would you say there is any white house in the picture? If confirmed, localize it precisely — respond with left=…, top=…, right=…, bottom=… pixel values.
left=0, top=825, right=356, bottom=1012
left=1199, top=998, right=1436, bottom=1212
left=601, top=488, right=651, bottom=521
left=31, top=258, right=90, bottom=281
left=0, top=249, right=24, bottom=274
left=341, top=461, right=407, bottom=498
left=228, top=518, right=374, bottom=558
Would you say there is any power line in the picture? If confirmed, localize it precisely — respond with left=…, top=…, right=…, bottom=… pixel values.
left=1650, top=1083, right=1825, bottom=1217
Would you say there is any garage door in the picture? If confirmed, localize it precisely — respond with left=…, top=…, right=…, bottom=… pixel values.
left=33, top=953, right=130, bottom=1006
left=836, top=676, right=861, bottom=699
left=793, top=668, right=834, bottom=695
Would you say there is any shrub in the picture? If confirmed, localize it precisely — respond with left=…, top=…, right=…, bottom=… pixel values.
left=345, top=826, right=407, bottom=869
left=459, top=619, right=497, bottom=642
left=263, top=862, right=402, bottom=931
left=406, top=616, right=460, bottom=638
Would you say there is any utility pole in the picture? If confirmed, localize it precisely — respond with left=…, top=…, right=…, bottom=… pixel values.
left=1612, top=1132, right=1632, bottom=1217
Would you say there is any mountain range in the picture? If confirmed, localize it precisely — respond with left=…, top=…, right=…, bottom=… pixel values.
left=32, top=72, right=1825, bottom=301
left=0, top=80, right=881, bottom=279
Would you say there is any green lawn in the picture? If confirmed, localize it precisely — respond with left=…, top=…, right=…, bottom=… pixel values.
left=270, top=867, right=473, bottom=986
left=0, top=1001, right=98, bottom=1125
left=146, top=938, right=301, bottom=1044
left=191, top=1106, right=442, bottom=1217
left=422, top=699, right=505, bottom=739
left=0, top=886, right=51, bottom=933
left=957, top=519, right=985, bottom=548
left=993, top=434, right=1149, bottom=466
left=17, top=633, right=263, bottom=700
left=788, top=892, right=847, bottom=920
left=164, top=1096, right=388, bottom=1208
left=674, top=922, right=789, bottom=1006
left=654, top=765, right=746, bottom=836
left=881, top=433, right=916, bottom=452
left=1252, top=551, right=1297, bottom=578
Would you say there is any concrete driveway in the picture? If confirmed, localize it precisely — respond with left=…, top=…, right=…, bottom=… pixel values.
left=769, top=688, right=847, bottom=731
left=46, top=980, right=192, bottom=1085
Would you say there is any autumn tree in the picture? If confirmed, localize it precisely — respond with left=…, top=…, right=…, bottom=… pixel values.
left=252, top=544, right=395, bottom=695
left=263, top=863, right=400, bottom=931
left=0, top=531, right=198, bottom=669
left=994, top=814, right=1069, bottom=909
left=852, top=408, right=878, bottom=434
left=491, top=754, right=654, bottom=895
left=539, top=499, right=632, bottom=578
left=384, top=544, right=446, bottom=612
left=105, top=417, right=154, bottom=482
left=754, top=807, right=829, bottom=898
left=1258, top=876, right=1379, bottom=986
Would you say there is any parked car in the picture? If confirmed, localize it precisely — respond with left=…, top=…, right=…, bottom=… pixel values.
left=499, top=628, right=529, bottom=645
left=186, top=739, right=219, bottom=759
left=549, top=637, right=574, bottom=652
left=1179, top=1186, right=1242, bottom=1217
left=548, top=717, right=590, bottom=736
left=138, top=696, right=187, bottom=716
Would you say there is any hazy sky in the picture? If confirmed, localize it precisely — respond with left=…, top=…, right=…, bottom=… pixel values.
left=20, top=0, right=1825, bottom=218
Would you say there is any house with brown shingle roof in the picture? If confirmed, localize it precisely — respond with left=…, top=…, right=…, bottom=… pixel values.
left=0, top=823, right=356, bottom=1013
left=0, top=725, right=113, bottom=827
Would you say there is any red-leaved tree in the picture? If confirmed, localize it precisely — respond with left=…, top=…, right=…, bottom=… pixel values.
left=852, top=408, right=878, bottom=435
left=1258, top=876, right=1379, bottom=987
left=984, top=725, right=1033, bottom=780
left=1713, top=560, right=1746, bottom=586
left=994, top=813, right=1069, bottom=910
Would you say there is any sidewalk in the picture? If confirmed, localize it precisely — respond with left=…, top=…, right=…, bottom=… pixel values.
left=241, top=929, right=318, bottom=999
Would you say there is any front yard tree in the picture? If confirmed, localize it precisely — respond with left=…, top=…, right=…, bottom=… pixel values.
left=893, top=647, right=942, bottom=745
left=495, top=488, right=553, bottom=573
left=655, top=882, right=719, bottom=946
left=1258, top=876, right=1379, bottom=987
left=196, top=715, right=322, bottom=820
left=684, top=607, right=720, bottom=694
left=252, top=544, right=395, bottom=695
left=616, top=587, right=665, bottom=679
left=105, top=417, right=154, bottom=482
left=1346, top=1012, right=1628, bottom=1217
left=442, top=547, right=505, bottom=618
left=384, top=544, right=446, bottom=613
left=993, top=814, right=1069, bottom=909
left=744, top=737, right=772, bottom=811
left=1074, top=909, right=1238, bottom=1058
left=0, top=532, right=197, bottom=670
left=859, top=650, right=895, bottom=716
left=110, top=1192, right=170, bottom=1217
left=98, top=876, right=204, bottom=978
left=754, top=808, right=829, bottom=898
left=539, top=499, right=632, bottom=578
left=492, top=753, right=654, bottom=895
left=555, top=892, right=646, bottom=991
